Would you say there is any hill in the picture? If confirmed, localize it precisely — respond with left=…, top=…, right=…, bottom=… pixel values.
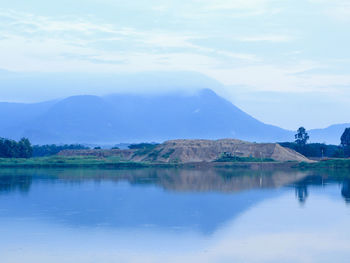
left=309, top=123, right=350, bottom=145
left=0, top=89, right=293, bottom=144
left=59, top=139, right=311, bottom=163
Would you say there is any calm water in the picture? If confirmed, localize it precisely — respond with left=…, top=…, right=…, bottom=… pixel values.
left=0, top=167, right=350, bottom=263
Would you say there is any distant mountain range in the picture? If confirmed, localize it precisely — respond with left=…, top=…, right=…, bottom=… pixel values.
left=308, top=124, right=350, bottom=145
left=0, top=89, right=348, bottom=145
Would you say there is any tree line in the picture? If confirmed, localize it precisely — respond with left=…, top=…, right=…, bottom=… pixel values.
left=0, top=138, right=33, bottom=158
left=0, top=127, right=350, bottom=159
left=0, top=138, right=90, bottom=158
left=280, top=127, right=350, bottom=158
left=32, top=144, right=89, bottom=157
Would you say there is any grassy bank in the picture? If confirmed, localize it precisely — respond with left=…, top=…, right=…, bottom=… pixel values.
left=215, top=155, right=275, bottom=163
left=298, top=158, right=350, bottom=169
left=0, top=156, right=148, bottom=168
left=0, top=155, right=295, bottom=169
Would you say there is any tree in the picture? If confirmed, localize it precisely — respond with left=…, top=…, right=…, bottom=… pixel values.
left=341, top=128, right=350, bottom=157
left=341, top=128, right=350, bottom=147
left=32, top=144, right=89, bottom=157
left=295, top=127, right=309, bottom=146
left=0, top=137, right=33, bottom=158
left=18, top=138, right=33, bottom=158
left=128, top=143, right=159, bottom=150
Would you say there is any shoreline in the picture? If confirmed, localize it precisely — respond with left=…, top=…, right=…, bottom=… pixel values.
left=0, top=156, right=297, bottom=169
left=0, top=156, right=349, bottom=170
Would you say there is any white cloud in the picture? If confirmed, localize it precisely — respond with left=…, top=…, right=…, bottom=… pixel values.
left=1, top=1, right=350, bottom=128
left=0, top=10, right=118, bottom=35
left=235, top=35, right=294, bottom=43
left=199, top=0, right=276, bottom=11
left=3, top=193, right=350, bottom=263
left=203, top=61, right=350, bottom=94
left=308, top=0, right=350, bottom=21
left=0, top=8, right=347, bottom=96
left=0, top=9, right=259, bottom=74
left=151, top=5, right=170, bottom=12
left=0, top=6, right=349, bottom=97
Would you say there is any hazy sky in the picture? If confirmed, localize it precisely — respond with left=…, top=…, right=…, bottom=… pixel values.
left=0, top=0, right=349, bottom=130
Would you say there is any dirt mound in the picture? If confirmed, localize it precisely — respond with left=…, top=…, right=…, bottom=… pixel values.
left=58, top=139, right=311, bottom=163
left=131, top=139, right=311, bottom=163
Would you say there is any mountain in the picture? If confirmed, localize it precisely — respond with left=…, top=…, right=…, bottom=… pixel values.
left=0, top=70, right=222, bottom=102
left=309, top=123, right=350, bottom=145
left=2, top=89, right=348, bottom=145
left=0, top=89, right=295, bottom=144
left=0, top=100, right=57, bottom=130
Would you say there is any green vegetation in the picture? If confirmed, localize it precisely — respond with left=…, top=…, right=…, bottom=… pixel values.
left=128, top=143, right=159, bottom=150
left=281, top=126, right=350, bottom=158
left=215, top=152, right=275, bottom=163
left=295, top=127, right=309, bottom=146
left=340, top=128, right=350, bottom=157
left=0, top=138, right=32, bottom=158
left=279, top=142, right=340, bottom=158
left=341, top=128, right=350, bottom=147
left=161, top=149, right=175, bottom=159
left=33, top=144, right=89, bottom=157
left=1, top=125, right=350, bottom=169
left=0, top=156, right=148, bottom=168
left=132, top=143, right=159, bottom=157
left=298, top=159, right=350, bottom=169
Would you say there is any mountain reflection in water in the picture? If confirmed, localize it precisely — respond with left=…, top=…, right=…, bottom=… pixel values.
left=0, top=167, right=350, bottom=263
left=2, top=168, right=304, bottom=234
left=0, top=167, right=349, bottom=202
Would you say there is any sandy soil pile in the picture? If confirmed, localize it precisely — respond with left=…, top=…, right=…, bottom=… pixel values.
left=59, top=139, right=311, bottom=163
left=134, top=139, right=311, bottom=163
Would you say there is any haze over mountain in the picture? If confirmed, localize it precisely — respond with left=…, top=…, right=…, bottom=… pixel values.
left=1, top=0, right=350, bottom=134
left=0, top=89, right=347, bottom=145
left=1, top=70, right=349, bottom=132
left=308, top=124, right=350, bottom=145
left=0, top=89, right=285, bottom=144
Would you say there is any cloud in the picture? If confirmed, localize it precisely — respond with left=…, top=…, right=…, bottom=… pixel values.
left=3, top=193, right=350, bottom=263
left=235, top=35, right=294, bottom=43
left=308, top=0, right=350, bottom=21
left=1, top=1, right=350, bottom=128
left=196, top=0, right=277, bottom=12
left=203, top=60, right=350, bottom=94
left=0, top=4, right=349, bottom=98
left=0, top=10, right=118, bottom=35
left=0, top=8, right=347, bottom=96
left=0, top=9, right=259, bottom=73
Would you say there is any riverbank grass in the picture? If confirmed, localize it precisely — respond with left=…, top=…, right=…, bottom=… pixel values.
left=0, top=156, right=147, bottom=168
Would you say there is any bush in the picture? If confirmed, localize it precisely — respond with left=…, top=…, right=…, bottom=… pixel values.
left=0, top=138, right=33, bottom=158
left=32, top=144, right=89, bottom=157
left=128, top=143, right=159, bottom=150
left=279, top=142, right=341, bottom=158
left=215, top=152, right=274, bottom=162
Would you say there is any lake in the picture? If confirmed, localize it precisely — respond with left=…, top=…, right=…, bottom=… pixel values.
left=0, top=167, right=349, bottom=263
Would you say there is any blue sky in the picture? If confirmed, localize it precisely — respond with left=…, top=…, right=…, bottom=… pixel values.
left=0, top=0, right=349, bottom=129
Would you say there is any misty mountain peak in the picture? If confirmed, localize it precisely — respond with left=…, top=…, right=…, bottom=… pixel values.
left=0, top=90, right=344, bottom=144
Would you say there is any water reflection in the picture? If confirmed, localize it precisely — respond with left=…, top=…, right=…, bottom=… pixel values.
left=0, top=174, right=32, bottom=194
left=290, top=172, right=350, bottom=205
left=0, top=167, right=349, bottom=203
left=0, top=167, right=350, bottom=263
left=0, top=167, right=312, bottom=193
left=295, top=184, right=308, bottom=204
left=293, top=176, right=324, bottom=204
left=3, top=168, right=300, bottom=234
left=341, top=179, right=350, bottom=203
